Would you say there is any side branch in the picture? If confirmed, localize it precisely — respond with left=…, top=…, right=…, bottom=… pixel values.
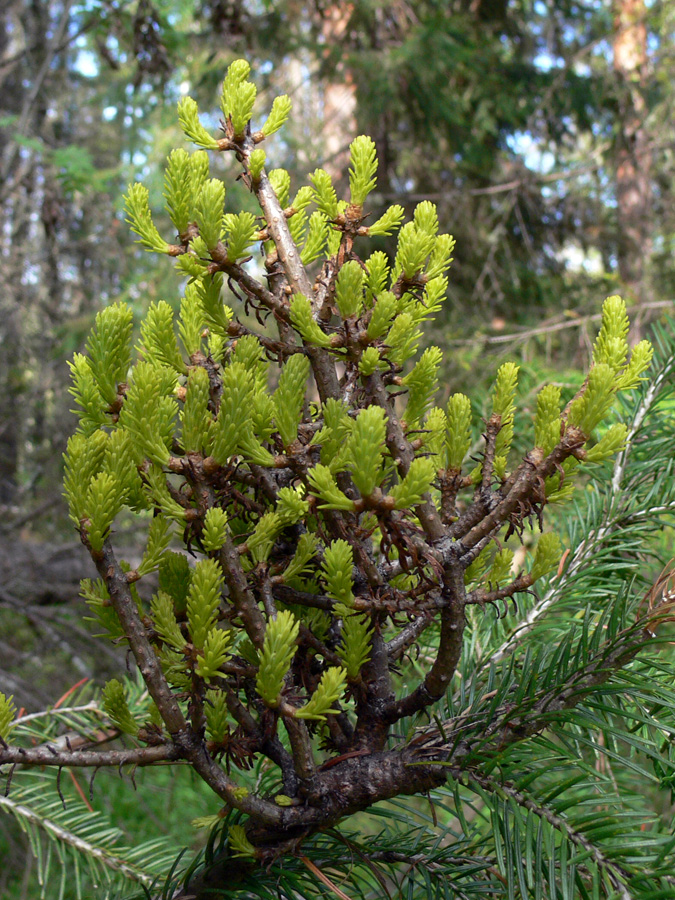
left=91, top=540, right=188, bottom=737
left=253, top=169, right=340, bottom=402
left=0, top=743, right=179, bottom=769
left=383, top=571, right=466, bottom=723
left=364, top=370, right=445, bottom=542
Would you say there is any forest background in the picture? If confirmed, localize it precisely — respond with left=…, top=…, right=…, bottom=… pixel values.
left=1, top=0, right=675, bottom=895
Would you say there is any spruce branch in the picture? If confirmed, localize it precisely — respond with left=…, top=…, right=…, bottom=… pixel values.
left=22, top=57, right=674, bottom=898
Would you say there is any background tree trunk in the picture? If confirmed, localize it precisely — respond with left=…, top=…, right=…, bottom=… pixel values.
left=613, top=0, right=652, bottom=337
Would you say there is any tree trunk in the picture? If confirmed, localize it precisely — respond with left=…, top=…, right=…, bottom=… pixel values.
left=319, top=4, right=357, bottom=183
left=613, top=0, right=651, bottom=336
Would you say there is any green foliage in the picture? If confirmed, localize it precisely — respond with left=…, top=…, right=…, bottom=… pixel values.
left=491, top=361, right=519, bottom=464
left=446, top=393, right=472, bottom=470
left=202, top=507, right=229, bottom=552
left=84, top=302, right=133, bottom=407
left=151, top=590, right=186, bottom=650
left=164, top=148, right=192, bottom=235
left=177, top=96, right=219, bottom=150
left=228, top=825, right=257, bottom=859
left=124, top=183, right=171, bottom=253
left=248, top=147, right=266, bottom=181
left=102, top=679, right=138, bottom=736
left=255, top=610, right=299, bottom=707
left=289, top=294, right=332, bottom=347
left=338, top=614, right=373, bottom=679
left=261, top=95, right=292, bottom=137
left=195, top=179, right=225, bottom=250
left=310, top=168, right=338, bottom=219
left=348, top=135, right=377, bottom=207
left=390, top=456, right=436, bottom=509
left=366, top=289, right=397, bottom=339
left=347, top=406, right=386, bottom=497
left=84, top=471, right=125, bottom=551
left=529, top=532, right=561, bottom=583
left=335, top=259, right=365, bottom=319
left=0, top=692, right=16, bottom=742
left=210, top=363, right=253, bottom=464
left=322, top=540, right=355, bottom=607
left=221, top=62, right=256, bottom=137
left=195, top=627, right=233, bottom=682
left=368, top=204, right=405, bottom=237
left=402, top=346, right=442, bottom=427
left=187, top=559, right=223, bottom=649
left=273, top=354, right=310, bottom=447
left=205, top=689, right=230, bottom=743
left=295, top=667, right=347, bottom=720
left=140, top=300, right=187, bottom=374
left=224, top=211, right=257, bottom=262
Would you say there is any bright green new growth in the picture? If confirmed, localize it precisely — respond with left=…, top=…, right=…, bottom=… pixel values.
left=339, top=614, right=373, bottom=679
left=84, top=302, right=133, bottom=407
left=151, top=590, right=186, bottom=650
left=390, top=457, right=436, bottom=509
left=50, top=57, right=662, bottom=891
left=273, top=354, right=310, bottom=447
left=177, top=96, right=220, bottom=150
left=534, top=384, right=562, bottom=455
left=311, top=168, right=338, bottom=219
left=530, top=533, right=562, bottom=583
left=181, top=366, right=211, bottom=453
left=322, top=540, right=355, bottom=607
left=220, top=59, right=256, bottom=137
left=368, top=205, right=405, bottom=237
left=256, top=610, right=300, bottom=707
left=336, top=259, right=365, bottom=318
left=402, top=347, right=442, bottom=427
left=349, top=135, right=377, bottom=207
left=249, top=147, right=266, bottom=180
left=224, top=211, right=257, bottom=262
left=201, top=507, right=229, bottom=552
left=490, top=362, right=519, bottom=469
left=348, top=407, right=387, bottom=497
left=0, top=692, right=16, bottom=742
left=295, top=667, right=347, bottom=720
left=262, top=94, right=292, bottom=136
left=488, top=548, right=514, bottom=586
left=195, top=627, right=233, bottom=682
left=195, top=179, right=225, bottom=250
left=124, top=183, right=171, bottom=254
left=290, top=295, right=332, bottom=347
left=446, top=393, right=472, bottom=470
left=228, top=825, right=257, bottom=859
left=205, top=688, right=229, bottom=743
left=186, top=559, right=223, bottom=649
left=140, top=301, right=188, bottom=374
left=102, top=679, right=139, bottom=736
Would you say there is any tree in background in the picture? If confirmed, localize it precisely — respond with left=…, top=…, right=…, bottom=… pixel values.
left=4, top=60, right=675, bottom=900
left=3, top=0, right=674, bottom=530
left=1, top=0, right=673, bottom=520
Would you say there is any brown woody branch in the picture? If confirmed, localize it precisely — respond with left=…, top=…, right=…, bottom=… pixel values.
left=91, top=540, right=188, bottom=737
left=0, top=743, right=179, bottom=769
left=363, top=370, right=445, bottom=543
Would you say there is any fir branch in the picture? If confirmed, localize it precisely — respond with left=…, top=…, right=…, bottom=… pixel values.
left=453, top=770, right=633, bottom=900
left=0, top=794, right=158, bottom=886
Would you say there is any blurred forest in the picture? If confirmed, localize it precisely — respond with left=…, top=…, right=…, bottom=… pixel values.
left=1, top=0, right=675, bottom=893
